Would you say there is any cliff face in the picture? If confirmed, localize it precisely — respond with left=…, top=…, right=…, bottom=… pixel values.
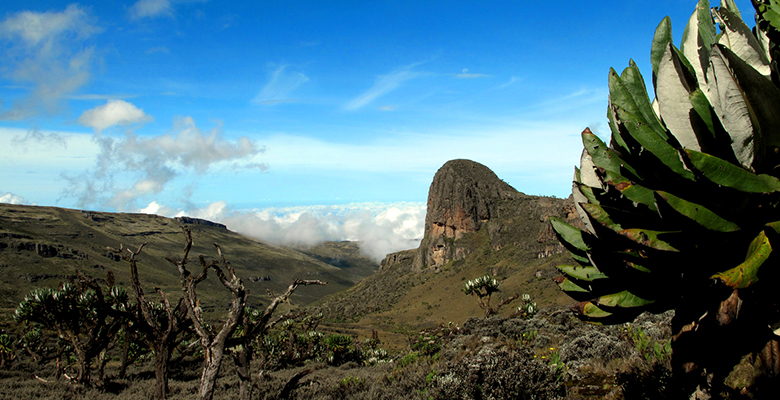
left=381, top=159, right=582, bottom=272
left=413, top=159, right=523, bottom=270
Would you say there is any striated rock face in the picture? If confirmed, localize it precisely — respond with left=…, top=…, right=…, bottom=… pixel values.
left=413, top=159, right=524, bottom=271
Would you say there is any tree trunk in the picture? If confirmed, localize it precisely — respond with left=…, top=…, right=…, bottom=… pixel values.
left=74, top=346, right=92, bottom=386
left=235, top=345, right=253, bottom=400
left=154, top=344, right=172, bottom=400
left=97, top=349, right=108, bottom=387
left=199, top=345, right=226, bottom=400
left=119, top=330, right=131, bottom=379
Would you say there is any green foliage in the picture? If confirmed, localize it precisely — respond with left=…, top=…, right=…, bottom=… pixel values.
left=623, top=325, right=672, bottom=365
left=515, top=293, right=538, bottom=320
left=14, top=275, right=130, bottom=385
left=552, top=0, right=780, bottom=394
left=553, top=0, right=780, bottom=323
left=398, top=352, right=419, bottom=368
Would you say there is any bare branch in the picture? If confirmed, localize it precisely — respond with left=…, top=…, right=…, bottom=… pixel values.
left=260, top=279, right=327, bottom=331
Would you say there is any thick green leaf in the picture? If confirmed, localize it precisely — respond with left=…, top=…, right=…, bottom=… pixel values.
left=655, top=191, right=741, bottom=232
left=583, top=129, right=640, bottom=179
left=765, top=220, right=780, bottom=234
left=621, top=61, right=666, bottom=135
left=713, top=5, right=771, bottom=77
left=712, top=230, right=772, bottom=288
left=613, top=105, right=696, bottom=181
left=607, top=100, right=632, bottom=155
left=685, top=149, right=780, bottom=192
left=617, top=182, right=658, bottom=211
left=582, top=302, right=613, bottom=319
left=596, top=290, right=655, bottom=308
left=558, top=265, right=607, bottom=282
left=610, top=68, right=669, bottom=142
left=581, top=203, right=680, bottom=251
left=550, top=217, right=590, bottom=253
left=651, top=16, right=673, bottom=84
left=550, top=215, right=591, bottom=265
left=557, top=277, right=591, bottom=294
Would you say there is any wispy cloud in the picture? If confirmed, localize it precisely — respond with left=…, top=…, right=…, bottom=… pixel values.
left=128, top=0, right=174, bottom=20
left=344, top=63, right=426, bottom=111
left=252, top=65, right=309, bottom=105
left=12, top=127, right=67, bottom=148
left=0, top=4, right=100, bottom=120
left=496, top=76, right=519, bottom=89
left=62, top=116, right=267, bottom=211
left=78, top=99, right=154, bottom=133
left=455, top=69, right=489, bottom=79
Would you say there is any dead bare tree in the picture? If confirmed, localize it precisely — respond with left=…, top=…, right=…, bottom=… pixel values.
left=165, top=227, right=248, bottom=400
left=229, top=279, right=327, bottom=400
left=109, top=242, right=191, bottom=400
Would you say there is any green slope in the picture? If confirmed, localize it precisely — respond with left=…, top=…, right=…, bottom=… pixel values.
left=0, top=204, right=378, bottom=318
left=311, top=194, right=577, bottom=336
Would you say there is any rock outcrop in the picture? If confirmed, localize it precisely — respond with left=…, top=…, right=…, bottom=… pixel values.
left=413, top=159, right=524, bottom=271
left=377, top=159, right=584, bottom=272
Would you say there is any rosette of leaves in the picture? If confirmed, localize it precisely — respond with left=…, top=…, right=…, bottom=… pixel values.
left=463, top=274, right=519, bottom=317
left=462, top=275, right=500, bottom=296
left=551, top=0, right=780, bottom=390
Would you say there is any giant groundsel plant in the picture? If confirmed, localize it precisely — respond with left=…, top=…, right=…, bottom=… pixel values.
left=552, top=0, right=780, bottom=392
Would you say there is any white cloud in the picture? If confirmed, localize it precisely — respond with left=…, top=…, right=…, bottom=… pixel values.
left=252, top=65, right=309, bottom=105
left=78, top=99, right=154, bottom=133
left=176, top=201, right=426, bottom=262
left=0, top=4, right=100, bottom=120
left=345, top=64, right=426, bottom=111
left=132, top=200, right=425, bottom=262
left=0, top=4, right=98, bottom=46
left=129, top=0, right=174, bottom=20
left=0, top=192, right=33, bottom=205
left=63, top=116, right=267, bottom=211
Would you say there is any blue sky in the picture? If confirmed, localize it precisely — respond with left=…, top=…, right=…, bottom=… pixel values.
left=0, top=1, right=757, bottom=259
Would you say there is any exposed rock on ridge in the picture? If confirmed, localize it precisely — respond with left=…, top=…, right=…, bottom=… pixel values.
left=380, top=159, right=583, bottom=272
left=413, top=159, right=524, bottom=271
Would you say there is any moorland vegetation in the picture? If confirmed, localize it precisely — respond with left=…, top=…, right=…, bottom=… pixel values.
left=1, top=0, right=780, bottom=399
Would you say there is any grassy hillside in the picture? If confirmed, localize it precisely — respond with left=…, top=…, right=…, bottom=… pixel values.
left=0, top=203, right=378, bottom=318
left=309, top=193, right=576, bottom=350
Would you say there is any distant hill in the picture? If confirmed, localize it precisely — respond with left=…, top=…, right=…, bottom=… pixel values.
left=312, top=159, right=580, bottom=330
left=0, top=204, right=379, bottom=317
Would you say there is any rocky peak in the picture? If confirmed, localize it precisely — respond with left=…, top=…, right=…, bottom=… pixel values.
left=423, top=159, right=522, bottom=238
left=413, top=159, right=524, bottom=271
